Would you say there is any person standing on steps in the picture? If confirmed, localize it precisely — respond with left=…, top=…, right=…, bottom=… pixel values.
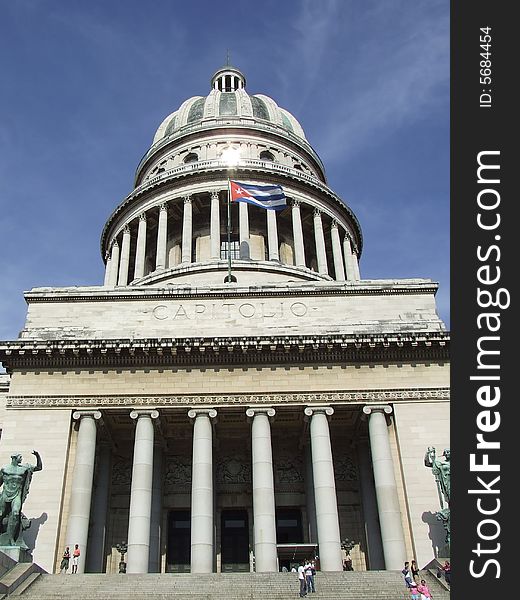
left=60, top=546, right=70, bottom=574
left=71, top=544, right=80, bottom=574
left=297, top=561, right=307, bottom=597
left=402, top=561, right=414, bottom=589
left=411, top=559, right=420, bottom=583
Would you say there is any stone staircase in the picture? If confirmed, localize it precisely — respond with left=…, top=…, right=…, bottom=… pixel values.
left=5, top=570, right=450, bottom=599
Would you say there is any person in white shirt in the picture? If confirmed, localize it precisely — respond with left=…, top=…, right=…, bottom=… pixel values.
left=297, top=562, right=307, bottom=597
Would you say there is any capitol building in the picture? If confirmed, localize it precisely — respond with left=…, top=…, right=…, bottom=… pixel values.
left=0, top=66, right=449, bottom=576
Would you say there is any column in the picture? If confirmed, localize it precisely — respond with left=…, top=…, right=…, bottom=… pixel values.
left=134, top=213, right=147, bottom=280
left=182, top=196, right=192, bottom=263
left=118, top=226, right=131, bottom=286
left=357, top=439, right=385, bottom=570
left=292, top=200, right=306, bottom=267
left=343, top=234, right=360, bottom=281
left=304, top=442, right=318, bottom=544
left=86, top=442, right=111, bottom=573
left=239, top=201, right=250, bottom=259
left=362, top=405, right=406, bottom=570
left=108, top=240, right=119, bottom=287
left=103, top=252, right=111, bottom=287
left=313, top=209, right=328, bottom=275
left=331, top=221, right=346, bottom=281
left=188, top=408, right=217, bottom=573
left=210, top=191, right=221, bottom=259
left=65, top=410, right=102, bottom=574
left=266, top=209, right=279, bottom=261
left=303, top=406, right=343, bottom=571
left=148, top=443, right=163, bottom=572
left=155, top=203, right=168, bottom=270
left=127, top=409, right=159, bottom=573
left=246, top=407, right=277, bottom=572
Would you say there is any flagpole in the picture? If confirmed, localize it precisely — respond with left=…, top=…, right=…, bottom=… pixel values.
left=226, top=177, right=232, bottom=283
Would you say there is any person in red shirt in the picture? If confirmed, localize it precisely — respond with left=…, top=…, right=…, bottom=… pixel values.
left=71, top=544, right=80, bottom=574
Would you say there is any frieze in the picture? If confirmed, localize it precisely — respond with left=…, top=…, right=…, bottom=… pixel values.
left=216, top=456, right=251, bottom=484
left=164, top=456, right=192, bottom=491
left=5, top=388, right=450, bottom=408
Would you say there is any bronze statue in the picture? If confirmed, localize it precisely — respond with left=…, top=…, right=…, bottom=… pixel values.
left=424, top=447, right=450, bottom=508
left=0, top=450, right=43, bottom=547
left=424, top=446, right=450, bottom=553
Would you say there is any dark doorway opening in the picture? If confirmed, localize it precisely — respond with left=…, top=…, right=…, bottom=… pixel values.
left=167, top=510, right=191, bottom=572
left=221, top=509, right=249, bottom=572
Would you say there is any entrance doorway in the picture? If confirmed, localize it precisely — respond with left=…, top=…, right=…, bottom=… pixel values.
left=167, top=510, right=191, bottom=572
left=220, top=509, right=250, bottom=572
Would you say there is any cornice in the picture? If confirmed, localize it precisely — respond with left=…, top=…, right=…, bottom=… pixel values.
left=0, top=332, right=450, bottom=371
left=6, top=387, right=450, bottom=409
left=23, top=279, right=441, bottom=304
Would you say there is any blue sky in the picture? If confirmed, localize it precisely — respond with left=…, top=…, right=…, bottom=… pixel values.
left=0, top=0, right=449, bottom=344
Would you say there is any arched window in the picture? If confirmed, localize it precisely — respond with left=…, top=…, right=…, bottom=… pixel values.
left=184, top=152, right=198, bottom=164
left=259, top=150, right=275, bottom=162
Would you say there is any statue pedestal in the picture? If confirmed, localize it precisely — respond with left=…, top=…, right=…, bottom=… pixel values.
left=0, top=546, right=32, bottom=563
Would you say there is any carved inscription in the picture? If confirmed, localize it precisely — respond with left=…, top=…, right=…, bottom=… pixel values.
left=153, top=300, right=309, bottom=321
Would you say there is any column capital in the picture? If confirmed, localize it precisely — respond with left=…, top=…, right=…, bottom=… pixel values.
left=73, top=410, right=102, bottom=421
left=246, top=407, right=276, bottom=420
left=362, top=404, right=393, bottom=416
left=159, top=202, right=168, bottom=212
left=123, top=225, right=130, bottom=234
left=111, top=238, right=119, bottom=248
left=304, top=405, right=334, bottom=418
left=343, top=232, right=352, bottom=244
left=331, top=219, right=339, bottom=230
left=184, top=195, right=192, bottom=204
left=313, top=208, right=322, bottom=218
left=188, top=408, right=217, bottom=421
left=139, top=212, right=147, bottom=222
left=210, top=190, right=220, bottom=200
left=292, top=199, right=301, bottom=208
left=130, top=408, right=160, bottom=420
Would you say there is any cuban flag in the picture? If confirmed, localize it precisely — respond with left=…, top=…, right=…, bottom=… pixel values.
left=230, top=180, right=287, bottom=211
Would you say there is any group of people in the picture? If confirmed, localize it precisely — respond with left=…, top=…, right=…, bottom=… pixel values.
left=297, top=559, right=317, bottom=597
left=402, top=560, right=433, bottom=600
left=59, top=544, right=81, bottom=574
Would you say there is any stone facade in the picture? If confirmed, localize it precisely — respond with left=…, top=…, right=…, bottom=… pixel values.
left=0, top=66, right=449, bottom=575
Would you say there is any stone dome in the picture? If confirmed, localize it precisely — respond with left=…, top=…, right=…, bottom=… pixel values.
left=152, top=65, right=306, bottom=144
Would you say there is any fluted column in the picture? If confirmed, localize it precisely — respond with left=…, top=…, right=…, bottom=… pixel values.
left=155, top=203, right=168, bottom=270
left=210, top=191, right=221, bottom=259
left=331, top=221, right=345, bottom=281
left=86, top=441, right=111, bottom=572
left=266, top=209, right=279, bottom=261
left=343, top=234, right=360, bottom=281
left=103, top=252, right=112, bottom=287
left=118, top=226, right=131, bottom=286
left=304, top=406, right=342, bottom=571
left=292, top=200, right=306, bottom=267
left=134, top=213, right=147, bottom=280
left=239, top=201, right=250, bottom=259
left=362, top=405, right=406, bottom=570
left=188, top=408, right=217, bottom=573
left=65, top=410, right=102, bottom=574
left=182, top=196, right=193, bottom=263
left=246, top=407, right=277, bottom=572
left=108, top=241, right=119, bottom=287
left=313, top=209, right=328, bottom=275
left=127, top=408, right=159, bottom=573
